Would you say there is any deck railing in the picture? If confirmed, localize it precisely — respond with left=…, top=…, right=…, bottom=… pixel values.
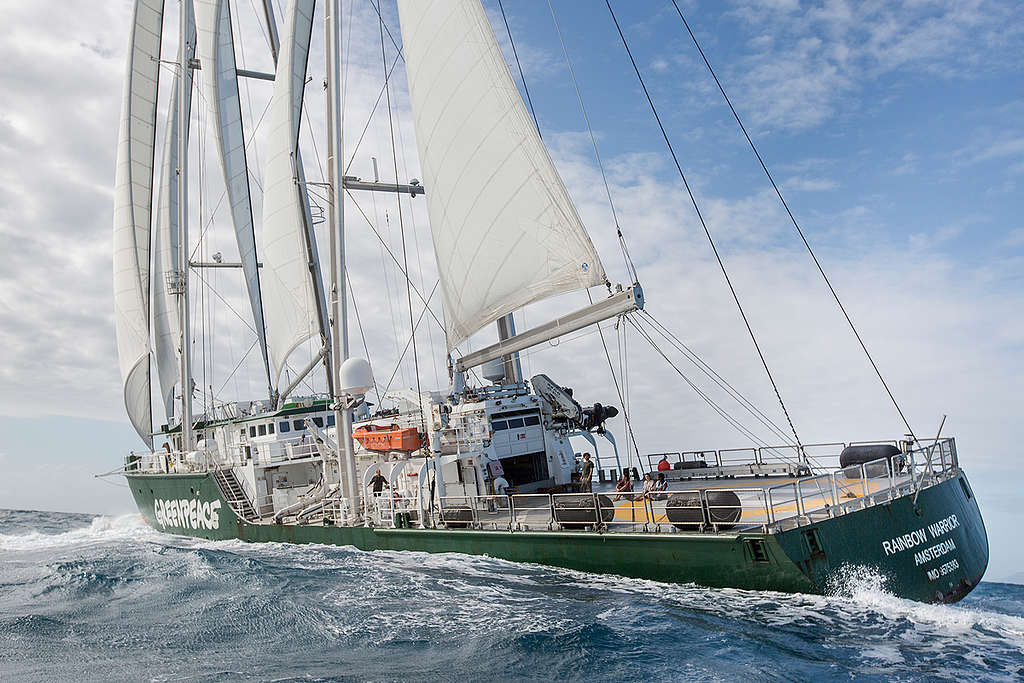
left=365, top=438, right=961, bottom=535
left=124, top=437, right=961, bottom=536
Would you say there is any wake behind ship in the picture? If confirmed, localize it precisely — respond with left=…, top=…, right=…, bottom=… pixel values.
left=110, top=0, right=988, bottom=604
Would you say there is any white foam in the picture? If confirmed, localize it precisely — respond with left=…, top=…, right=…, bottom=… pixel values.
left=0, top=513, right=153, bottom=551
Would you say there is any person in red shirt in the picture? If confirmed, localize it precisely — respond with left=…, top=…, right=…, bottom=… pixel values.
left=657, top=455, right=671, bottom=472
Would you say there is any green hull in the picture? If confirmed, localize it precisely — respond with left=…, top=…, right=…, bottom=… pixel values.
left=126, top=470, right=987, bottom=603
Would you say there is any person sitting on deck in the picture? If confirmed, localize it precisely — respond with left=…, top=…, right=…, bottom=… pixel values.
left=368, top=469, right=389, bottom=496
left=657, top=455, right=671, bottom=471
left=641, top=473, right=657, bottom=498
left=653, top=473, right=668, bottom=499
left=614, top=472, right=633, bottom=500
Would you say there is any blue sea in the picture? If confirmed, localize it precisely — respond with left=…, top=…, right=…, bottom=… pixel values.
left=1, top=509, right=1022, bottom=681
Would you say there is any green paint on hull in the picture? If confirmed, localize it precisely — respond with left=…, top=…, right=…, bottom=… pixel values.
left=125, top=470, right=987, bottom=603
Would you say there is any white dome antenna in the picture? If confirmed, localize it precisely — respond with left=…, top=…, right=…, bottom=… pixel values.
left=339, top=357, right=374, bottom=396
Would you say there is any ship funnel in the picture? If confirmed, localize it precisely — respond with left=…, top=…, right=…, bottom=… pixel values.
left=339, top=357, right=374, bottom=395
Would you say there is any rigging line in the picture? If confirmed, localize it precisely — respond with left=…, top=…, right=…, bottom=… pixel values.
left=214, top=339, right=257, bottom=397
left=345, top=267, right=383, bottom=408
left=586, top=290, right=642, bottom=465
left=381, top=281, right=441, bottom=396
left=633, top=311, right=795, bottom=448
left=390, top=79, right=442, bottom=389
left=187, top=89, right=274, bottom=261
left=366, top=0, right=404, bottom=61
left=547, top=0, right=639, bottom=285
left=635, top=312, right=819, bottom=467
left=638, top=309, right=795, bottom=445
left=605, top=0, right=803, bottom=451
left=670, top=0, right=916, bottom=441
left=627, top=316, right=780, bottom=452
left=378, top=0, right=426, bottom=435
left=346, top=189, right=444, bottom=330
left=497, top=0, right=542, bottom=138
left=191, top=267, right=259, bottom=338
left=345, top=45, right=403, bottom=174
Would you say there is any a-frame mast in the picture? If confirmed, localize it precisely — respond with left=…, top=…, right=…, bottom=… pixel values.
left=177, top=0, right=195, bottom=451
left=325, top=0, right=360, bottom=513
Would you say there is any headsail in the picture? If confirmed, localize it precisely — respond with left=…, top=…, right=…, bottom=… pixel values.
left=113, top=0, right=165, bottom=448
left=260, top=0, right=325, bottom=388
left=153, top=1, right=195, bottom=421
left=397, top=0, right=606, bottom=349
left=194, top=0, right=273, bottom=394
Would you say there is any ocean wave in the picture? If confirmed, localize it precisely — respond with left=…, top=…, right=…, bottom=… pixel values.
left=0, top=513, right=153, bottom=552
left=2, top=509, right=1022, bottom=680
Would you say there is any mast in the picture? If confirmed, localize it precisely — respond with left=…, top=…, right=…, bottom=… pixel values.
left=177, top=0, right=194, bottom=451
left=325, top=0, right=359, bottom=511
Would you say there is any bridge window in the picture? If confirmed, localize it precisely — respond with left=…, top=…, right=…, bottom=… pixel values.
left=258, top=424, right=266, bottom=436
left=506, top=418, right=525, bottom=429
left=313, top=417, right=324, bottom=428
left=492, top=420, right=508, bottom=431
left=524, top=416, right=540, bottom=426
left=268, top=423, right=275, bottom=435
left=279, top=421, right=291, bottom=433
left=327, top=413, right=335, bottom=427
left=293, top=419, right=305, bottom=431
left=249, top=426, right=256, bottom=438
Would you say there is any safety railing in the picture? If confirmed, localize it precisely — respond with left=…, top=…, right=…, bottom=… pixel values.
left=387, top=438, right=962, bottom=535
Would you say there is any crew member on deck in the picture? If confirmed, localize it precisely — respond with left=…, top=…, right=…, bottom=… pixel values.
left=657, top=455, right=671, bottom=471
left=368, top=469, right=389, bottom=495
left=579, top=453, right=595, bottom=492
left=614, top=472, right=633, bottom=500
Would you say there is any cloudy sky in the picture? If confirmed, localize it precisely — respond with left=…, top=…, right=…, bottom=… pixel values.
left=1, top=0, right=1022, bottom=581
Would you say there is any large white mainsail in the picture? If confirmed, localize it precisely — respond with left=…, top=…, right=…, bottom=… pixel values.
left=260, top=0, right=324, bottom=388
left=113, top=0, right=165, bottom=448
left=397, top=0, right=607, bottom=349
left=153, top=2, right=195, bottom=422
left=194, top=0, right=272, bottom=393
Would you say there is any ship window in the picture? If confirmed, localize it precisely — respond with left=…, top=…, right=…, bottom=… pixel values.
left=249, top=426, right=257, bottom=438
left=293, top=419, right=305, bottom=431
left=506, top=418, right=525, bottom=429
left=313, top=417, right=324, bottom=428
left=327, top=414, right=335, bottom=427
left=524, top=416, right=540, bottom=426
left=268, top=423, right=275, bottom=435
left=492, top=420, right=508, bottom=431
left=959, top=477, right=973, bottom=500
left=258, top=425, right=267, bottom=436
left=279, top=422, right=291, bottom=433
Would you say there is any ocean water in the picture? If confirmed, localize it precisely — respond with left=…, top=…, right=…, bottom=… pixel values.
left=1, top=509, right=1022, bottom=682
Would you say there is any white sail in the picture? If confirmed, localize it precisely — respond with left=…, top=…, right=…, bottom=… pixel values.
left=194, top=0, right=272, bottom=392
left=153, top=2, right=195, bottom=421
left=260, top=0, right=322, bottom=387
left=397, top=0, right=606, bottom=349
left=113, top=0, right=165, bottom=448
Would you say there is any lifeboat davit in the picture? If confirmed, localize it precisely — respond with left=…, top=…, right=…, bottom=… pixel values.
left=353, top=424, right=423, bottom=452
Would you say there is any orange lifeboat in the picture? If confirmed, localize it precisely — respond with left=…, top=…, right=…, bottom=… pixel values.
left=352, top=424, right=423, bottom=452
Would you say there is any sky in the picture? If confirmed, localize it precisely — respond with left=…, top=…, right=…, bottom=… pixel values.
left=0, top=0, right=1022, bottom=581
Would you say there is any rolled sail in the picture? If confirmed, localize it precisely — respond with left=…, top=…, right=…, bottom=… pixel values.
left=396, top=0, right=606, bottom=349
left=153, top=2, right=195, bottom=421
left=113, top=0, right=165, bottom=447
left=260, top=0, right=323, bottom=387
left=194, top=0, right=272, bottom=392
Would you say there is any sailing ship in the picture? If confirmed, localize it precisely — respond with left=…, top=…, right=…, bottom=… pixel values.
left=112, top=0, right=988, bottom=604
